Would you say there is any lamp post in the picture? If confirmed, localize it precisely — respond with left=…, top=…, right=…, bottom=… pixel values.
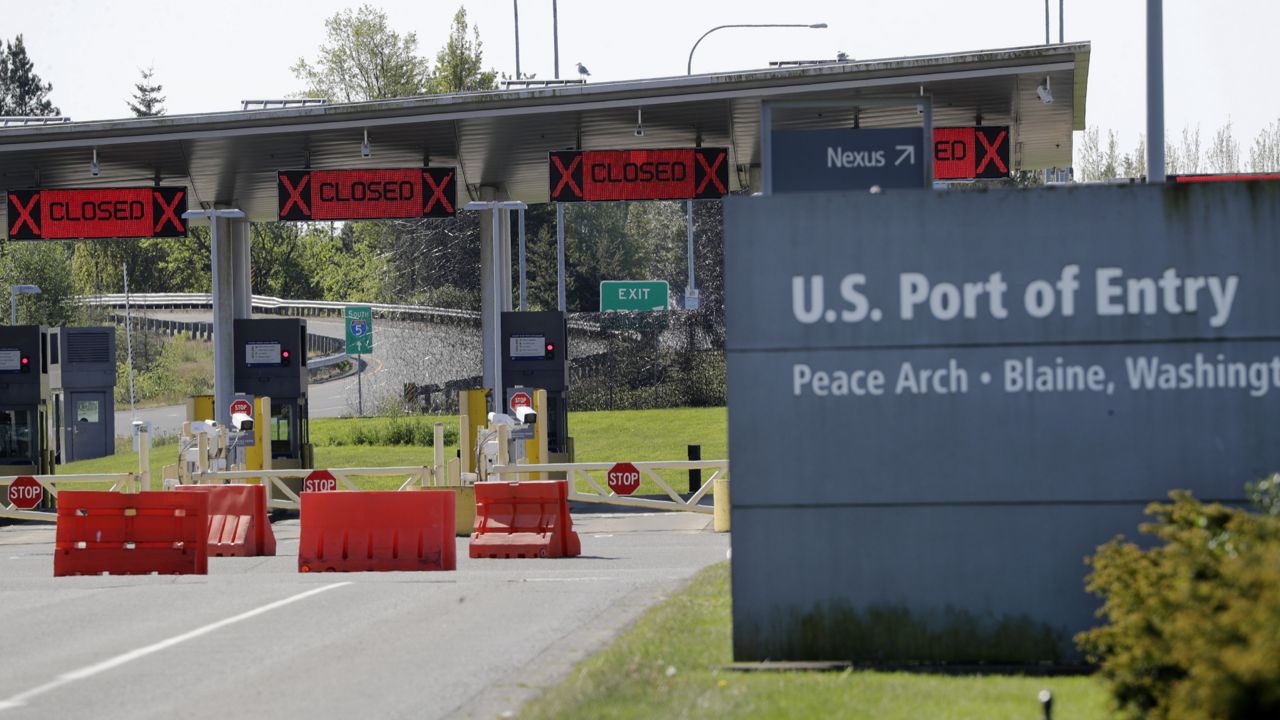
left=686, top=23, right=828, bottom=75
left=682, top=22, right=828, bottom=308
left=10, top=285, right=40, bottom=325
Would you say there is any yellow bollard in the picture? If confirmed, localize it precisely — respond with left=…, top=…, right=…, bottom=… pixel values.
left=713, top=476, right=730, bottom=533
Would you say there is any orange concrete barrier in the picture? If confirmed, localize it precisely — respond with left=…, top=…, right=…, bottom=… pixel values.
left=54, top=491, right=208, bottom=576
left=298, top=491, right=456, bottom=572
left=175, top=484, right=276, bottom=557
left=470, top=480, right=581, bottom=559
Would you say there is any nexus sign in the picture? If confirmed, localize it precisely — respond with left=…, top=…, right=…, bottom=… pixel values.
left=933, top=126, right=1010, bottom=180
left=7, top=187, right=187, bottom=240
left=278, top=167, right=457, bottom=221
left=549, top=148, right=729, bottom=202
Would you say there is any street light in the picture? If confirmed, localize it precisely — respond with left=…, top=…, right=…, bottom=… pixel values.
left=687, top=23, right=828, bottom=75
left=10, top=285, right=40, bottom=325
left=681, top=23, right=827, bottom=309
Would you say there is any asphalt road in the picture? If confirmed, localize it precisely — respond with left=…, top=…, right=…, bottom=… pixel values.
left=0, top=512, right=728, bottom=719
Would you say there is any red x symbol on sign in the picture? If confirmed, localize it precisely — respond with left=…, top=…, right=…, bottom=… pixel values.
left=423, top=170, right=454, bottom=215
left=8, top=193, right=40, bottom=237
left=695, top=150, right=727, bottom=195
left=551, top=154, right=583, bottom=199
left=280, top=173, right=311, bottom=217
left=153, top=190, right=185, bottom=234
left=976, top=129, right=1009, bottom=175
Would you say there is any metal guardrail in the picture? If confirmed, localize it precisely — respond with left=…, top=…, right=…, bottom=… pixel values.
left=82, top=293, right=481, bottom=323
left=80, top=293, right=604, bottom=332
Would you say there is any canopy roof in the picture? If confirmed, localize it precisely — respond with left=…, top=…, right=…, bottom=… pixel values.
left=0, top=42, right=1089, bottom=224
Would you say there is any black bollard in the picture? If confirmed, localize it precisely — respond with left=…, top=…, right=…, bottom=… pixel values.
left=688, top=444, right=702, bottom=494
left=1038, top=689, right=1053, bottom=720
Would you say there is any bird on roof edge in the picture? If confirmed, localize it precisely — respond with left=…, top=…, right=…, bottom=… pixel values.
left=576, top=62, right=590, bottom=79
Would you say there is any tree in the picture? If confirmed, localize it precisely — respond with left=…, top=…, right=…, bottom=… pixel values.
left=432, top=7, right=498, bottom=93
left=0, top=34, right=58, bottom=116
left=292, top=4, right=432, bottom=102
left=1250, top=118, right=1280, bottom=172
left=1205, top=120, right=1241, bottom=174
left=0, top=241, right=77, bottom=326
left=127, top=66, right=166, bottom=117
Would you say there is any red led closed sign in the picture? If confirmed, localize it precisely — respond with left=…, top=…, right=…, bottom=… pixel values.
left=278, top=168, right=456, bottom=221
left=932, top=126, right=1010, bottom=180
left=549, top=148, right=729, bottom=202
left=7, top=187, right=187, bottom=240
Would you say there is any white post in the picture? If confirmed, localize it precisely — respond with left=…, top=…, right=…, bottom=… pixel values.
left=124, top=263, right=136, bottom=419
left=434, top=422, right=445, bottom=486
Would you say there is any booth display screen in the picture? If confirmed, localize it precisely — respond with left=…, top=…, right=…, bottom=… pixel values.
left=0, top=349, right=20, bottom=372
left=509, top=334, right=546, bottom=360
left=245, top=342, right=282, bottom=367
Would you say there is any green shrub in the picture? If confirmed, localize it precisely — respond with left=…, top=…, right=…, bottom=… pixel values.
left=326, top=417, right=459, bottom=447
left=1077, top=490, right=1280, bottom=719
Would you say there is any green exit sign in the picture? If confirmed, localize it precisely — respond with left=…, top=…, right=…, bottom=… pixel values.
left=600, top=280, right=669, bottom=312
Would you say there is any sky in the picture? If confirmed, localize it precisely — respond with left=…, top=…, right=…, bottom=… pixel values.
left=5, top=0, right=1280, bottom=163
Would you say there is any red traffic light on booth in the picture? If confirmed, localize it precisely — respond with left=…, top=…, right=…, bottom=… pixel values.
left=281, top=349, right=291, bottom=366
left=20, top=356, right=30, bottom=373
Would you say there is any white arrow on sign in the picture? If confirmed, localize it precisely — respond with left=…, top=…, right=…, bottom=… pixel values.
left=895, top=145, right=916, bottom=166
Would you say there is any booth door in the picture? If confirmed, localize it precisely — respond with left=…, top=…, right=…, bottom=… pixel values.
left=69, top=392, right=107, bottom=462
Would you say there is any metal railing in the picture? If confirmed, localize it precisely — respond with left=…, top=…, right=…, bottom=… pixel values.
left=487, top=460, right=727, bottom=515
left=81, top=292, right=481, bottom=323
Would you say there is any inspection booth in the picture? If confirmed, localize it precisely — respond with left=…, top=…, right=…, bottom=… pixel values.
left=0, top=325, right=54, bottom=475
left=47, top=327, right=117, bottom=463
left=234, top=319, right=312, bottom=470
left=501, top=311, right=571, bottom=461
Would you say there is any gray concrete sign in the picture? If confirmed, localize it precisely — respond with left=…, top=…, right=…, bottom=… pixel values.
left=724, top=183, right=1280, bottom=663
left=770, top=128, right=925, bottom=192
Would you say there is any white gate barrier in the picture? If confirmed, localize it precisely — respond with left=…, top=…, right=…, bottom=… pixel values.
left=188, top=466, right=443, bottom=511
left=1, top=473, right=141, bottom=522
left=486, top=460, right=728, bottom=515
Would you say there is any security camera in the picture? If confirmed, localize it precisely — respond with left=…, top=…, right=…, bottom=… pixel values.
left=1037, top=77, right=1054, bottom=104
left=634, top=126, right=645, bottom=137
left=514, top=406, right=537, bottom=425
left=231, top=413, right=254, bottom=432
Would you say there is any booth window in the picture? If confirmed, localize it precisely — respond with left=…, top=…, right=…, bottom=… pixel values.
left=0, top=409, right=33, bottom=461
left=76, top=400, right=100, bottom=423
left=272, top=404, right=292, bottom=455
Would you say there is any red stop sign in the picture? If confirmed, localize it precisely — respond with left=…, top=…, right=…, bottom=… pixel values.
left=509, top=391, right=532, bottom=414
left=8, top=476, right=43, bottom=510
left=230, top=398, right=253, bottom=417
left=607, top=462, right=641, bottom=496
left=303, top=469, right=338, bottom=493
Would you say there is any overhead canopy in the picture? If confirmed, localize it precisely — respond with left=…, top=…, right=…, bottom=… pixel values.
left=0, top=42, right=1088, bottom=225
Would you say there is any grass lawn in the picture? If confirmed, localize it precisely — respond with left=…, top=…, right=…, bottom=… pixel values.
left=59, top=407, right=729, bottom=496
left=520, top=563, right=1113, bottom=720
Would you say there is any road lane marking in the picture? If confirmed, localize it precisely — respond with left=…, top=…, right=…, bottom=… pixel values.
left=0, top=582, right=350, bottom=712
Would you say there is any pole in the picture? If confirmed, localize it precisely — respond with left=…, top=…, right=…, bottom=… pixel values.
left=552, top=0, right=560, bottom=79
left=1044, top=0, right=1050, bottom=44
left=357, top=352, right=364, bottom=416
left=1146, top=0, right=1165, bottom=183
left=124, top=263, right=136, bottom=420
left=685, top=200, right=696, bottom=308
left=9, top=288, right=14, bottom=325
left=518, top=208, right=527, bottom=311
left=556, top=203, right=566, bottom=311
left=1059, top=0, right=1064, bottom=43
left=491, top=208, right=504, bottom=401
left=513, top=0, right=521, bottom=80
